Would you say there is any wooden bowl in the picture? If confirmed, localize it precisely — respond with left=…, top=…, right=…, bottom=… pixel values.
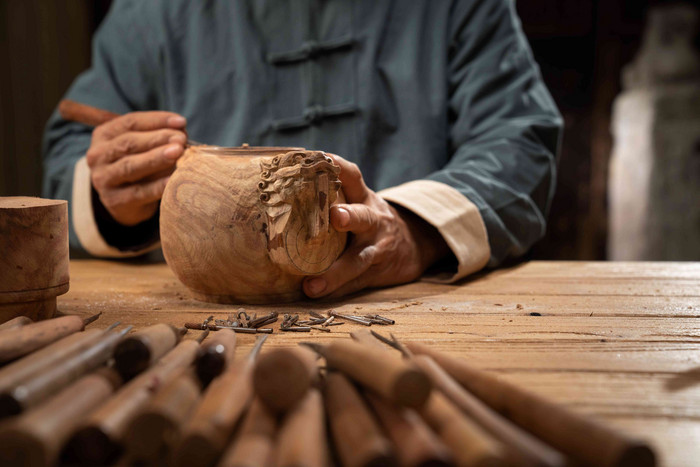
left=0, top=197, right=69, bottom=322
left=160, top=146, right=347, bottom=304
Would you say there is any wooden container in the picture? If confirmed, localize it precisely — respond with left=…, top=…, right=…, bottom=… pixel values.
left=0, top=197, right=69, bottom=323
left=160, top=146, right=346, bottom=304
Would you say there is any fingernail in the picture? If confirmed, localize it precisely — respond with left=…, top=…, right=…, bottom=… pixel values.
left=335, top=207, right=350, bottom=228
left=163, top=144, right=183, bottom=159
left=169, top=133, right=186, bottom=144
left=167, top=116, right=187, bottom=127
left=307, top=278, right=326, bottom=296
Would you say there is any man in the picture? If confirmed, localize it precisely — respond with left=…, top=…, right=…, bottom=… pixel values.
left=43, top=0, right=562, bottom=298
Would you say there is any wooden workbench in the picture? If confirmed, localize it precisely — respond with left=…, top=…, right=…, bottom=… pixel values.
left=59, top=260, right=700, bottom=466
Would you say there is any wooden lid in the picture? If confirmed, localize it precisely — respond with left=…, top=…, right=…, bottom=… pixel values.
left=0, top=197, right=66, bottom=209
left=190, top=145, right=305, bottom=157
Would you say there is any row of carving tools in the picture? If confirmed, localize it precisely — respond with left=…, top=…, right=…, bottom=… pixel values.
left=183, top=309, right=396, bottom=333
left=0, top=313, right=655, bottom=466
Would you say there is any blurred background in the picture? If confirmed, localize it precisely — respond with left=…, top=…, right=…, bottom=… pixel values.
left=1, top=0, right=698, bottom=261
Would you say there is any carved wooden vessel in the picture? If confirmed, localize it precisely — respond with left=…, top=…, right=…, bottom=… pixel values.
left=0, top=197, right=69, bottom=322
left=160, top=146, right=346, bottom=304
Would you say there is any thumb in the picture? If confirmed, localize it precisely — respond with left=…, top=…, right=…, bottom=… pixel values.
left=331, top=204, right=379, bottom=233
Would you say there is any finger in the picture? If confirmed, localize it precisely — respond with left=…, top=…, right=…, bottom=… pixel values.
left=87, top=129, right=187, bottom=165
left=325, top=272, right=375, bottom=299
left=326, top=153, right=369, bottom=203
left=102, top=144, right=184, bottom=186
left=104, top=175, right=171, bottom=213
left=92, top=143, right=181, bottom=188
left=94, top=111, right=187, bottom=141
left=330, top=204, right=380, bottom=233
left=141, top=166, right=177, bottom=183
left=107, top=200, right=160, bottom=227
left=303, top=244, right=379, bottom=298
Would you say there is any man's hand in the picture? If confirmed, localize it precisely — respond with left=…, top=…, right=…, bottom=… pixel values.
left=303, top=155, right=450, bottom=299
left=86, top=112, right=188, bottom=226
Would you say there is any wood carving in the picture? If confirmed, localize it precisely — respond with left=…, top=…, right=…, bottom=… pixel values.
left=258, top=151, right=343, bottom=275
left=0, top=197, right=69, bottom=323
left=160, top=146, right=346, bottom=304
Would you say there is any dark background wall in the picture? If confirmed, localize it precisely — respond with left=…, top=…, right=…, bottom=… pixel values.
left=0, top=0, right=686, bottom=260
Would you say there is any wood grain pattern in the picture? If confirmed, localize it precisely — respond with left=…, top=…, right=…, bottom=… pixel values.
left=0, top=197, right=69, bottom=322
left=160, top=147, right=346, bottom=304
left=58, top=260, right=700, bottom=467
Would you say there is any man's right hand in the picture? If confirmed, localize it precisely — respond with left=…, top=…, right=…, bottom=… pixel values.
left=86, top=111, right=187, bottom=226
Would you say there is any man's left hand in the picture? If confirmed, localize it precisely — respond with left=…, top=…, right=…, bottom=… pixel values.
left=302, top=155, right=449, bottom=299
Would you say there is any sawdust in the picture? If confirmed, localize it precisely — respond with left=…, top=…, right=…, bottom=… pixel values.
left=378, top=300, right=423, bottom=312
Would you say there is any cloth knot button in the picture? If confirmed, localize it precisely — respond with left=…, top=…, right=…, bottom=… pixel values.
left=304, top=106, right=324, bottom=125
left=301, top=41, right=320, bottom=59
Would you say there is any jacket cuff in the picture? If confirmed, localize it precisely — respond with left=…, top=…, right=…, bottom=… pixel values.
left=72, top=156, right=160, bottom=258
left=378, top=180, right=490, bottom=283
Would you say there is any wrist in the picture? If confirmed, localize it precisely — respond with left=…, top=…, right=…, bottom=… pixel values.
left=91, top=185, right=160, bottom=251
left=394, top=205, right=450, bottom=272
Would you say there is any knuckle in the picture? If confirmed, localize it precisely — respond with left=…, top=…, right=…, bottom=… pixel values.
left=377, top=210, right=392, bottom=226
left=115, top=136, right=136, bottom=155
left=156, top=129, right=173, bottom=144
left=356, top=246, right=377, bottom=267
left=85, top=147, right=101, bottom=166
left=357, top=207, right=380, bottom=229
left=152, top=181, right=167, bottom=199
left=120, top=114, right=136, bottom=130
left=129, top=184, right=145, bottom=201
left=91, top=171, right=108, bottom=190
left=100, top=191, right=120, bottom=210
left=118, top=158, right=134, bottom=179
left=92, top=125, right=108, bottom=140
left=346, top=162, right=363, bottom=182
left=363, top=209, right=378, bottom=227
left=163, top=129, right=184, bottom=144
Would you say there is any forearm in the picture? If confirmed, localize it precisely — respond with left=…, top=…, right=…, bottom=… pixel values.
left=392, top=204, right=451, bottom=272
left=434, top=0, right=562, bottom=268
left=43, top=115, right=161, bottom=257
left=427, top=123, right=560, bottom=267
left=379, top=180, right=490, bottom=283
left=42, top=0, right=166, bottom=257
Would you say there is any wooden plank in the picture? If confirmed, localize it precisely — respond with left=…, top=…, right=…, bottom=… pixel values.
left=56, top=260, right=700, bottom=467
left=489, top=370, right=700, bottom=419
left=445, top=262, right=700, bottom=297
left=607, top=418, right=700, bottom=467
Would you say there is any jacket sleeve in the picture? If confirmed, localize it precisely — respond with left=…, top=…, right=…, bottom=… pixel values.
left=381, top=0, right=562, bottom=282
left=42, top=0, right=162, bottom=257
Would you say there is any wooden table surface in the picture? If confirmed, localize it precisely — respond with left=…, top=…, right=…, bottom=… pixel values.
left=59, top=260, right=700, bottom=466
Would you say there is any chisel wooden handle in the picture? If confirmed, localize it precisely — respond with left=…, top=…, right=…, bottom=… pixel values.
left=175, top=336, right=267, bottom=467
left=58, top=99, right=200, bottom=146
left=407, top=342, right=656, bottom=467
left=217, top=398, right=277, bottom=467
left=64, top=339, right=201, bottom=465
left=0, top=327, right=130, bottom=418
left=325, top=372, right=396, bottom=467
left=253, top=346, right=318, bottom=413
left=113, top=323, right=185, bottom=380
left=413, top=354, right=565, bottom=467
left=309, top=340, right=432, bottom=409
left=0, top=316, right=33, bottom=332
left=0, top=329, right=103, bottom=393
left=126, top=370, right=202, bottom=463
left=196, top=329, right=237, bottom=387
left=420, top=391, right=508, bottom=467
left=58, top=99, right=120, bottom=127
left=273, top=388, right=327, bottom=467
left=0, top=368, right=121, bottom=467
left=366, top=392, right=453, bottom=467
left=0, top=315, right=91, bottom=364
